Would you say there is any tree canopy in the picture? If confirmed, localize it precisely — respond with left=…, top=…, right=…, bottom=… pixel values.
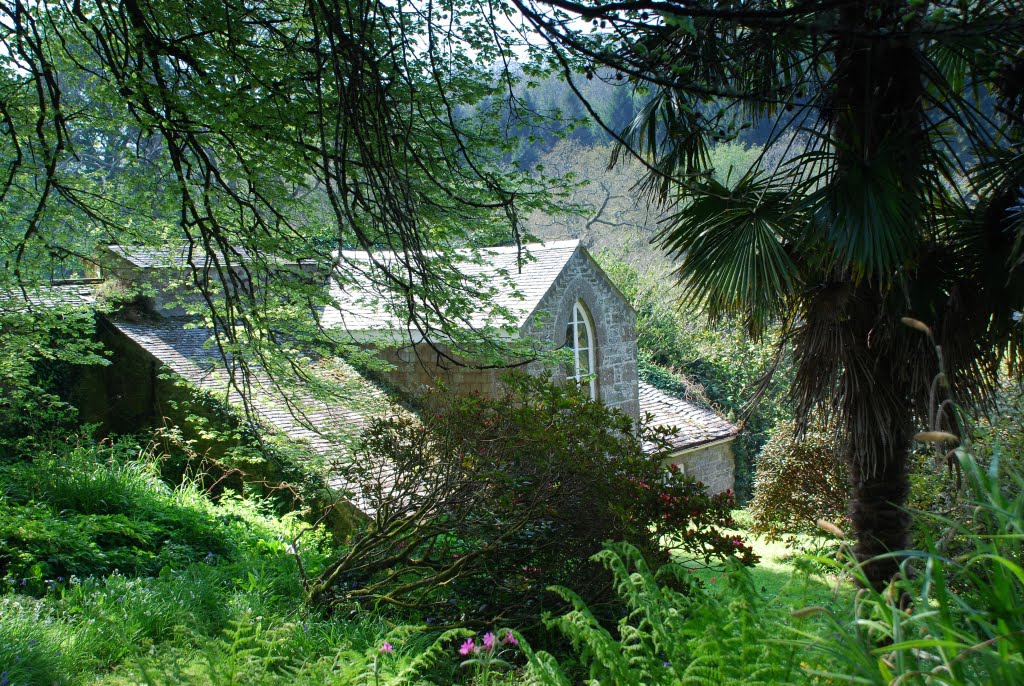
left=1, top=0, right=568, bottom=376
left=4, top=0, right=1024, bottom=589
left=509, top=0, right=1024, bottom=586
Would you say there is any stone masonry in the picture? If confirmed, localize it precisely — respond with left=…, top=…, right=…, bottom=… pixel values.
left=369, top=244, right=640, bottom=420
left=93, top=241, right=737, bottom=495
left=668, top=440, right=736, bottom=495
left=520, top=247, right=639, bottom=419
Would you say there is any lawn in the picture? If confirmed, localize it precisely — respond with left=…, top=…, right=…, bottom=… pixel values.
left=677, top=509, right=853, bottom=615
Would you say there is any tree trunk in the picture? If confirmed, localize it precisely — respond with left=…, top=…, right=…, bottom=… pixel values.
left=830, top=1, right=924, bottom=590
left=847, top=442, right=912, bottom=590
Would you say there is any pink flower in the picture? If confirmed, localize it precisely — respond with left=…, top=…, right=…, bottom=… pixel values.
left=379, top=642, right=393, bottom=654
left=482, top=632, right=497, bottom=651
left=710, top=577, right=716, bottom=583
left=502, top=631, right=518, bottom=647
left=459, top=638, right=476, bottom=656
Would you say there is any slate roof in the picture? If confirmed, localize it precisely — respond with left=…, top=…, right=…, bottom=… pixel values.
left=111, top=317, right=400, bottom=505
left=638, top=381, right=738, bottom=453
left=107, top=245, right=310, bottom=270
left=0, top=283, right=95, bottom=312
left=322, top=240, right=580, bottom=333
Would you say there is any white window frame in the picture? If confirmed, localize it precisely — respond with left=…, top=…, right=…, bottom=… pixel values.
left=566, top=301, right=597, bottom=400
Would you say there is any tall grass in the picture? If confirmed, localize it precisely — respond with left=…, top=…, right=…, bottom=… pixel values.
left=0, top=440, right=492, bottom=685
left=800, top=452, right=1024, bottom=684
left=0, top=440, right=332, bottom=684
left=514, top=448, right=1024, bottom=685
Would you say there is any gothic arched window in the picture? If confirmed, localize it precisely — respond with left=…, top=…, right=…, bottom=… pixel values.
left=565, top=301, right=597, bottom=400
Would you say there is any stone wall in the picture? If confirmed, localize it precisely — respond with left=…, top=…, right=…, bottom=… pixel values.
left=98, top=252, right=195, bottom=317
left=371, top=247, right=640, bottom=419
left=521, top=249, right=639, bottom=419
left=666, top=439, right=736, bottom=494
left=374, top=342, right=508, bottom=398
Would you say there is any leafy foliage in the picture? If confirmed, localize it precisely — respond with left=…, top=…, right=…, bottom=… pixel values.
left=0, top=437, right=349, bottom=683
left=309, top=374, right=754, bottom=625
left=520, top=541, right=803, bottom=685
left=513, top=0, right=1024, bottom=587
left=0, top=302, right=107, bottom=457
left=750, top=421, right=848, bottom=542
left=801, top=452, right=1024, bottom=684
left=0, top=438, right=324, bottom=591
left=0, top=435, right=493, bottom=686
left=597, top=253, right=794, bottom=501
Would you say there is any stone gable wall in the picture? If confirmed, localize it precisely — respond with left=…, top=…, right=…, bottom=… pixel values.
left=521, top=249, right=639, bottom=419
left=373, top=248, right=640, bottom=420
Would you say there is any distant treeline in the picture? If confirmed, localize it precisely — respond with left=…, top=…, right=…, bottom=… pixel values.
left=468, top=67, right=783, bottom=171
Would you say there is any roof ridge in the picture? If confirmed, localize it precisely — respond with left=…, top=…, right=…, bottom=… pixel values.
left=335, top=239, right=579, bottom=261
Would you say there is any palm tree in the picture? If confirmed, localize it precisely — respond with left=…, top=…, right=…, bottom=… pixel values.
left=513, top=0, right=1024, bottom=588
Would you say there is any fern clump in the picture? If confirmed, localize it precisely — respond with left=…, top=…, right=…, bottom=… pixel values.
left=522, top=542, right=806, bottom=685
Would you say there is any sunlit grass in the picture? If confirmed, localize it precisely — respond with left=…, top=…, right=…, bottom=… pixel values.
left=674, top=509, right=853, bottom=614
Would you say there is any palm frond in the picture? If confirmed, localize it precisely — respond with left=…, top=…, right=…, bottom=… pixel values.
left=799, top=130, right=927, bottom=280
left=656, top=170, right=802, bottom=336
left=614, top=89, right=713, bottom=199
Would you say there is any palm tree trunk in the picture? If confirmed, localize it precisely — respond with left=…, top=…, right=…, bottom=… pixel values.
left=829, top=0, right=924, bottom=590
left=846, top=440, right=912, bottom=590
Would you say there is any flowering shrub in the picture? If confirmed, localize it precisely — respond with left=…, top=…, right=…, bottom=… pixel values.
left=309, top=374, right=755, bottom=625
left=642, top=466, right=758, bottom=566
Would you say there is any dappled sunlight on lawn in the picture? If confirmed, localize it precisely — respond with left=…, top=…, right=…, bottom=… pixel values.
left=671, top=509, right=854, bottom=613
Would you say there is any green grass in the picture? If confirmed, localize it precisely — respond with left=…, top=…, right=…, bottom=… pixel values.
left=675, top=509, right=853, bottom=616
left=2, top=439, right=863, bottom=685
left=0, top=439, right=496, bottom=685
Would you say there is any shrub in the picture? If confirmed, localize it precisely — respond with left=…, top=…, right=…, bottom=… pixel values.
left=309, top=374, right=754, bottom=626
left=0, top=304, right=106, bottom=459
left=750, top=420, right=848, bottom=542
left=0, top=438, right=330, bottom=591
left=0, top=435, right=339, bottom=683
left=0, top=442, right=226, bottom=583
left=908, top=380, right=1024, bottom=551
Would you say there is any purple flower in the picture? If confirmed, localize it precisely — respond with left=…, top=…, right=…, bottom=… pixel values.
left=116, top=596, right=124, bottom=603
left=501, top=631, right=518, bottom=647
left=379, top=642, right=393, bottom=654
left=458, top=638, right=476, bottom=656
left=482, top=632, right=496, bottom=651
left=663, top=661, right=672, bottom=668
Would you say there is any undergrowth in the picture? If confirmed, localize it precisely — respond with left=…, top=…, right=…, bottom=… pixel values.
left=0, top=439, right=522, bottom=685
left=3, top=433, right=1021, bottom=685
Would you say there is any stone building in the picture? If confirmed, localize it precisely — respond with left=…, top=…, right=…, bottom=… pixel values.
left=322, top=240, right=737, bottom=492
left=322, top=241, right=640, bottom=417
left=81, top=240, right=738, bottom=495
